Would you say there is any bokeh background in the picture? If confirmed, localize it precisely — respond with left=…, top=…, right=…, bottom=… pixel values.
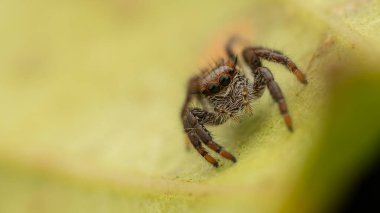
left=1, top=0, right=380, bottom=212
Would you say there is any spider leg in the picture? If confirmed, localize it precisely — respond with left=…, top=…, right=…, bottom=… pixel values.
left=250, top=47, right=308, bottom=84
left=194, top=123, right=237, bottom=163
left=181, top=76, right=200, bottom=117
left=183, top=109, right=219, bottom=167
left=242, top=48, right=304, bottom=131
left=256, top=67, right=293, bottom=131
left=183, top=108, right=237, bottom=167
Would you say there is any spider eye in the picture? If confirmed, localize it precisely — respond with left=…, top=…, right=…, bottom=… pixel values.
left=219, top=75, right=231, bottom=86
left=228, top=69, right=234, bottom=75
left=208, top=83, right=220, bottom=94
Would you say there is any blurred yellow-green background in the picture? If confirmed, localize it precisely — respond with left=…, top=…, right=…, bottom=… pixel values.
left=1, top=0, right=380, bottom=212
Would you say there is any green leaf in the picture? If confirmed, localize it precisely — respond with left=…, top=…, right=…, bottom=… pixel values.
left=0, top=0, right=380, bottom=212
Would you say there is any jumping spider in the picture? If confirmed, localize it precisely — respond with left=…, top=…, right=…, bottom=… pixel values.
left=181, top=37, right=308, bottom=167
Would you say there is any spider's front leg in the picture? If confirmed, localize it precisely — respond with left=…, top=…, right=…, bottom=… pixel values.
left=242, top=48, right=305, bottom=131
left=182, top=108, right=236, bottom=167
left=256, top=67, right=293, bottom=131
left=183, top=109, right=218, bottom=167
left=250, top=47, right=308, bottom=84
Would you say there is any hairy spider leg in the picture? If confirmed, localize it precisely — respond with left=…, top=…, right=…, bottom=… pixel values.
left=258, top=67, right=293, bottom=131
left=226, top=37, right=307, bottom=84
left=193, top=121, right=237, bottom=163
left=251, top=47, right=308, bottom=84
left=182, top=108, right=237, bottom=167
left=181, top=76, right=199, bottom=117
left=242, top=48, right=294, bottom=131
left=183, top=109, right=219, bottom=167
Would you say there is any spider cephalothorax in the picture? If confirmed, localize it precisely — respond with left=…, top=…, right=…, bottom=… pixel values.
left=199, top=58, right=238, bottom=96
left=181, top=37, right=307, bottom=167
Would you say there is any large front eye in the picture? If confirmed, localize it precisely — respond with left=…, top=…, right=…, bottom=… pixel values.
left=219, top=75, right=231, bottom=86
left=208, top=83, right=220, bottom=94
